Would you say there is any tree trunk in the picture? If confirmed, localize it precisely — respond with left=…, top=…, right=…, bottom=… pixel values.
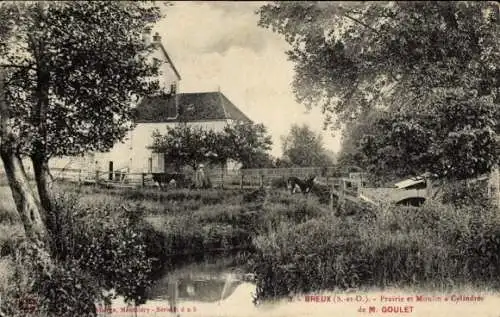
left=31, top=153, right=54, bottom=214
left=32, top=153, right=66, bottom=259
left=0, top=148, right=47, bottom=242
left=0, top=67, right=47, bottom=242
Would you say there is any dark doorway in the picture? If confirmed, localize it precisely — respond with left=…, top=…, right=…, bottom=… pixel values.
left=108, top=161, right=113, bottom=181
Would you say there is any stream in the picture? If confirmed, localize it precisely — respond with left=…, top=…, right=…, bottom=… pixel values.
left=99, top=257, right=259, bottom=317
left=98, top=255, right=500, bottom=317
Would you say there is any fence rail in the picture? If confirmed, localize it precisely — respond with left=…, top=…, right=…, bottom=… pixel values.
left=49, top=166, right=368, bottom=193
left=50, top=167, right=266, bottom=189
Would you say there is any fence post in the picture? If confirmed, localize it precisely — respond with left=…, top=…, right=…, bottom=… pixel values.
left=259, top=174, right=264, bottom=188
left=330, top=185, right=334, bottom=212
left=78, top=169, right=82, bottom=184
left=339, top=179, right=346, bottom=205
left=95, top=170, right=100, bottom=185
left=220, top=168, right=224, bottom=189
left=142, top=173, right=145, bottom=187
left=240, top=174, right=244, bottom=190
left=425, top=175, right=432, bottom=200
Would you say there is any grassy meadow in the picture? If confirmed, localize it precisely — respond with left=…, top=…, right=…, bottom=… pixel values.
left=56, top=182, right=500, bottom=297
left=0, top=181, right=499, bottom=313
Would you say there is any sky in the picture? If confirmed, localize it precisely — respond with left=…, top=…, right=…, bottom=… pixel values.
left=154, top=1, right=342, bottom=158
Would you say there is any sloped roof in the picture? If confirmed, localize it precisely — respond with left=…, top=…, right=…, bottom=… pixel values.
left=152, top=41, right=181, bottom=80
left=134, top=92, right=253, bottom=124
left=394, top=177, right=425, bottom=189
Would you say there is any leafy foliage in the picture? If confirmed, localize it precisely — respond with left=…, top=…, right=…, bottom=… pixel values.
left=150, top=122, right=273, bottom=169
left=253, top=202, right=500, bottom=301
left=259, top=2, right=499, bottom=178
left=281, top=124, right=335, bottom=167
left=2, top=1, right=162, bottom=158
left=66, top=196, right=154, bottom=305
left=221, top=122, right=273, bottom=168
left=336, top=109, right=384, bottom=169
left=361, top=90, right=498, bottom=179
left=150, top=124, right=227, bottom=169
left=0, top=193, right=156, bottom=316
left=258, top=1, right=499, bottom=129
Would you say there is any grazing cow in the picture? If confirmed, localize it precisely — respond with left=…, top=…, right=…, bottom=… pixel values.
left=287, top=175, right=316, bottom=195
left=152, top=173, right=189, bottom=189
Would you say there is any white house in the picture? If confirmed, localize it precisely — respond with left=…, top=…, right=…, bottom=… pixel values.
left=49, top=29, right=252, bottom=176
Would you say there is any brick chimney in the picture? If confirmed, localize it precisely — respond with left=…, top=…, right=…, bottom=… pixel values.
left=153, top=32, right=162, bottom=43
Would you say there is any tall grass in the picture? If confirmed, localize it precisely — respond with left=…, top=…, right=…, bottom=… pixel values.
left=58, top=184, right=329, bottom=273
left=4, top=181, right=498, bottom=309
left=252, top=200, right=500, bottom=300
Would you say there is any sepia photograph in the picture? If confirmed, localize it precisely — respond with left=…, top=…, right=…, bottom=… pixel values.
left=0, top=1, right=499, bottom=316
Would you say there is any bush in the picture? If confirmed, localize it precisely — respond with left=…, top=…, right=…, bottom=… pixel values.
left=441, top=180, right=491, bottom=208
left=270, top=177, right=287, bottom=189
left=67, top=198, right=155, bottom=305
left=0, top=190, right=161, bottom=316
left=1, top=241, right=99, bottom=317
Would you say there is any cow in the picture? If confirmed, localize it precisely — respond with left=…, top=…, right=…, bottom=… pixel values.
left=286, top=175, right=316, bottom=195
left=152, top=173, right=191, bottom=189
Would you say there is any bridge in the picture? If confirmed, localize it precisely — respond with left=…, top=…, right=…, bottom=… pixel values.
left=317, top=176, right=431, bottom=207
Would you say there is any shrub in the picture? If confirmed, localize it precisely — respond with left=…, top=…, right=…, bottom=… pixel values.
left=1, top=241, right=99, bottom=317
left=441, top=180, right=491, bottom=208
left=1, top=191, right=159, bottom=315
left=69, top=199, right=155, bottom=305
left=270, top=177, right=287, bottom=189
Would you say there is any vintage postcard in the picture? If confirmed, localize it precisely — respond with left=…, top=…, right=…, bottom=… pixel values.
left=0, top=1, right=499, bottom=316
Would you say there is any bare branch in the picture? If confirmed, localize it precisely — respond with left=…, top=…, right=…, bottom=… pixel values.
left=342, top=13, right=381, bottom=35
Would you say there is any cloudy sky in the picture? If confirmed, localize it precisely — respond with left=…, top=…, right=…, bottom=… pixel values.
left=154, top=1, right=342, bottom=157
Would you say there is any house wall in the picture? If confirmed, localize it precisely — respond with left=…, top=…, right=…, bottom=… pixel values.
left=49, top=120, right=234, bottom=174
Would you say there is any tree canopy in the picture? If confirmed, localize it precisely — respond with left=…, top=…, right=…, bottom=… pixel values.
left=281, top=124, right=335, bottom=167
left=258, top=1, right=499, bottom=128
left=3, top=1, right=162, bottom=159
left=150, top=122, right=273, bottom=170
left=221, top=122, right=273, bottom=168
left=259, top=1, right=499, bottom=179
left=0, top=0, right=165, bottom=259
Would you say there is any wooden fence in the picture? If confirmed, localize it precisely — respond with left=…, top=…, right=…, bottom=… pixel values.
left=50, top=167, right=260, bottom=189
left=50, top=166, right=366, bottom=190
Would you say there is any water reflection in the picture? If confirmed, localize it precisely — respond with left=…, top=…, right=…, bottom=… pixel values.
left=104, top=259, right=258, bottom=317
left=102, top=260, right=500, bottom=317
left=149, top=273, right=244, bottom=303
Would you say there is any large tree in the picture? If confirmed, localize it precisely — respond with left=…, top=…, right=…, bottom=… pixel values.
left=150, top=124, right=225, bottom=171
left=0, top=4, right=46, bottom=242
left=337, top=109, right=382, bottom=168
left=281, top=124, right=335, bottom=167
left=258, top=1, right=499, bottom=179
left=1, top=2, right=162, bottom=250
left=361, top=90, right=498, bottom=180
left=150, top=122, right=273, bottom=170
left=221, top=122, right=273, bottom=168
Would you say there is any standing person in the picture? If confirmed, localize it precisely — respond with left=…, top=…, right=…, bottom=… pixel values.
left=195, top=164, right=209, bottom=189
